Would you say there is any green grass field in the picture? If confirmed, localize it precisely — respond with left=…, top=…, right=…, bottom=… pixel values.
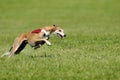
left=0, top=0, right=120, bottom=80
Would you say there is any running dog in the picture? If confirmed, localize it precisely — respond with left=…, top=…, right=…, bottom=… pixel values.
left=1, top=25, right=66, bottom=57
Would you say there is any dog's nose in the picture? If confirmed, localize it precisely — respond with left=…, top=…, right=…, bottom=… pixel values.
left=64, top=35, right=66, bottom=37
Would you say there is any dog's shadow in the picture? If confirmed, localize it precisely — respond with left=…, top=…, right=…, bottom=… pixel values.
left=28, top=53, right=61, bottom=59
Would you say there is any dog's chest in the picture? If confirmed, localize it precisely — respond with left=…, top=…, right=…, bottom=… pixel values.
left=41, top=29, right=50, bottom=36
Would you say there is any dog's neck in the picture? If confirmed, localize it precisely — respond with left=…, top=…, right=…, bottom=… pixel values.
left=42, top=26, right=56, bottom=35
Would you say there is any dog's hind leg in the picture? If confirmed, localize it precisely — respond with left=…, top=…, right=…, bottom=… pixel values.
left=1, top=51, right=10, bottom=57
left=32, top=41, right=46, bottom=49
left=1, top=46, right=15, bottom=57
left=1, top=34, right=27, bottom=58
left=1, top=46, right=13, bottom=57
left=14, top=40, right=27, bottom=54
left=8, top=37, right=27, bottom=57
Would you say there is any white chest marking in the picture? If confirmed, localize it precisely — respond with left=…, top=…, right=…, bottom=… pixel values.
left=41, top=29, right=50, bottom=36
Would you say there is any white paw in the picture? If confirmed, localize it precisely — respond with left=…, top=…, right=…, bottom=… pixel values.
left=46, top=41, right=51, bottom=46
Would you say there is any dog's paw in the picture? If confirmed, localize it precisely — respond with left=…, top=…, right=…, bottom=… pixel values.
left=46, top=41, right=51, bottom=46
left=1, top=52, right=10, bottom=58
left=33, top=45, right=40, bottom=49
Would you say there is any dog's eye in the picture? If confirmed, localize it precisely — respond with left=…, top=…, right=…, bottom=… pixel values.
left=59, top=30, right=62, bottom=32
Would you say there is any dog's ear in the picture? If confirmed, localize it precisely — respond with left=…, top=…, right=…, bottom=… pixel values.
left=53, top=24, right=56, bottom=27
left=51, top=25, right=57, bottom=31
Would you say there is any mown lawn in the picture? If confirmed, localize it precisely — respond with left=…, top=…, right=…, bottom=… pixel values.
left=0, top=0, right=120, bottom=80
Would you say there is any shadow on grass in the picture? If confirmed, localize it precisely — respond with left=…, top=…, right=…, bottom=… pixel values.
left=28, top=53, right=61, bottom=58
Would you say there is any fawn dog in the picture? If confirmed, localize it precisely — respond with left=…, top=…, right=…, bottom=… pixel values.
left=1, top=25, right=66, bottom=57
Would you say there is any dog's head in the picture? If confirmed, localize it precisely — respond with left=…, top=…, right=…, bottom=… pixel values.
left=53, top=25, right=66, bottom=39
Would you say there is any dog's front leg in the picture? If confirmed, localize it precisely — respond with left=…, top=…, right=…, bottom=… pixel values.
left=35, top=39, right=51, bottom=46
left=31, top=38, right=51, bottom=46
left=40, top=39, right=51, bottom=46
left=37, top=39, right=51, bottom=46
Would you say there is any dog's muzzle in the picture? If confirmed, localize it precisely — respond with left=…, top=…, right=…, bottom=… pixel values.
left=57, top=33, right=66, bottom=39
left=54, top=29, right=66, bottom=39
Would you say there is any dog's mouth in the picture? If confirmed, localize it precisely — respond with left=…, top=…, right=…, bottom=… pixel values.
left=57, top=33, right=66, bottom=39
left=57, top=33, right=63, bottom=39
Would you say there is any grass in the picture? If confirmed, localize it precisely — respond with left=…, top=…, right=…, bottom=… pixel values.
left=0, top=0, right=120, bottom=80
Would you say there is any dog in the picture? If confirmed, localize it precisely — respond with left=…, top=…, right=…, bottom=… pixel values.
left=1, top=25, right=66, bottom=57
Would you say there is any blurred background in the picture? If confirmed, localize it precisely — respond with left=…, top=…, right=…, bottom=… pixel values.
left=0, top=0, right=120, bottom=80
left=0, top=0, right=120, bottom=46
